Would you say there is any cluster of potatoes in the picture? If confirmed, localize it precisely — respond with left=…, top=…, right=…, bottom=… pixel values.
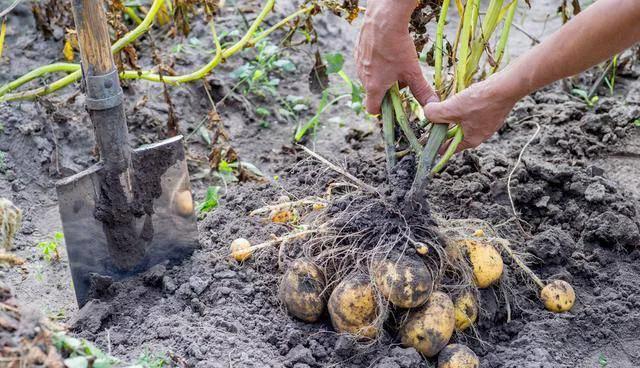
left=272, top=238, right=575, bottom=367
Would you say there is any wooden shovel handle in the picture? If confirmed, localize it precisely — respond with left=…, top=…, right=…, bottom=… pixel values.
left=71, top=0, right=115, bottom=76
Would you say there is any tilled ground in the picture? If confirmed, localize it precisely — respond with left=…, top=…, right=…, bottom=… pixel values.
left=2, top=1, right=640, bottom=367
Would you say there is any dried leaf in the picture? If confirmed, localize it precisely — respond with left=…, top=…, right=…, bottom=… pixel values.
left=308, top=50, right=329, bottom=95
left=62, top=39, right=74, bottom=61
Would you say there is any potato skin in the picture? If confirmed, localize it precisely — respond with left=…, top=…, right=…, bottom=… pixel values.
left=328, top=275, right=379, bottom=339
left=438, top=344, right=480, bottom=368
left=453, top=291, right=478, bottom=331
left=372, top=256, right=433, bottom=308
left=230, top=238, right=252, bottom=262
left=465, top=240, right=503, bottom=288
left=279, top=259, right=326, bottom=322
left=540, top=280, right=575, bottom=312
left=400, top=291, right=455, bottom=357
left=173, top=190, right=194, bottom=217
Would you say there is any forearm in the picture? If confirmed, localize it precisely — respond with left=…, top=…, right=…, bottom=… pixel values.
left=495, top=0, right=640, bottom=99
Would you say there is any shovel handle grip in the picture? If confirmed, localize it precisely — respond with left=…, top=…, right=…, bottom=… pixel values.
left=71, top=0, right=114, bottom=76
left=71, top=0, right=130, bottom=171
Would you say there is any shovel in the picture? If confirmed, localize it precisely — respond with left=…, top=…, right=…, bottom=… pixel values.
left=56, top=0, right=199, bottom=307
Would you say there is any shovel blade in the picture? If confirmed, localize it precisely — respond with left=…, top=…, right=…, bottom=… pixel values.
left=56, top=136, right=199, bottom=307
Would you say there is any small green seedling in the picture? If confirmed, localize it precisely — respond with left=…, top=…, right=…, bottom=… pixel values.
left=572, top=88, right=599, bottom=107
left=37, top=231, right=63, bottom=262
left=633, top=118, right=640, bottom=127
left=598, top=353, right=608, bottom=367
left=136, top=350, right=168, bottom=368
left=196, top=186, right=221, bottom=215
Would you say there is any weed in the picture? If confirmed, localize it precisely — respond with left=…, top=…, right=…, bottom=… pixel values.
left=603, top=55, right=619, bottom=95
left=294, top=52, right=364, bottom=141
left=196, top=186, right=221, bottom=215
left=572, top=88, right=599, bottom=107
left=633, top=118, right=640, bottom=127
left=37, top=231, right=63, bottom=262
left=598, top=353, right=608, bottom=367
left=231, top=39, right=296, bottom=98
left=136, top=350, right=168, bottom=368
left=53, top=333, right=120, bottom=367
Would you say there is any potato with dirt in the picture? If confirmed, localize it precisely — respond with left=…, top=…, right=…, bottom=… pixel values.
left=540, top=280, right=576, bottom=312
left=278, top=259, right=326, bottom=322
left=453, top=290, right=478, bottom=331
left=438, top=344, right=480, bottom=368
left=400, top=291, right=455, bottom=357
left=372, top=255, right=433, bottom=308
left=463, top=240, right=503, bottom=288
left=230, top=238, right=253, bottom=262
left=328, top=275, right=379, bottom=339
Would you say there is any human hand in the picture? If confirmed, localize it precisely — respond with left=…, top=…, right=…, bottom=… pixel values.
left=355, top=0, right=438, bottom=114
left=424, top=75, right=521, bottom=152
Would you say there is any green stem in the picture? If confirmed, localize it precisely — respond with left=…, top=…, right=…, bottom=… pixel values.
left=294, top=93, right=351, bottom=142
left=247, top=4, right=315, bottom=47
left=390, top=84, right=421, bottom=155
left=432, top=127, right=463, bottom=173
left=381, top=94, right=397, bottom=173
left=0, top=0, right=166, bottom=101
left=120, top=0, right=275, bottom=84
left=491, top=0, right=517, bottom=75
left=434, top=0, right=451, bottom=93
left=0, top=63, right=79, bottom=97
left=409, top=123, right=448, bottom=201
left=124, top=7, right=143, bottom=25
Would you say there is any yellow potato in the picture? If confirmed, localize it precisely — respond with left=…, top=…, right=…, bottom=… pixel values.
left=540, top=280, right=575, bottom=313
left=230, top=238, right=252, bottom=262
left=328, top=275, right=379, bottom=339
left=279, top=259, right=326, bottom=322
left=372, top=256, right=433, bottom=308
left=464, top=240, right=503, bottom=288
left=173, top=190, right=194, bottom=217
left=453, top=290, right=478, bottom=331
left=400, top=291, right=455, bottom=357
left=438, top=344, right=480, bottom=368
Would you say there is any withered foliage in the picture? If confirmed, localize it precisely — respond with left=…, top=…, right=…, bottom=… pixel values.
left=558, top=0, right=581, bottom=24
left=107, top=0, right=140, bottom=72
left=174, top=0, right=221, bottom=36
left=31, top=0, right=74, bottom=39
left=409, top=0, right=441, bottom=54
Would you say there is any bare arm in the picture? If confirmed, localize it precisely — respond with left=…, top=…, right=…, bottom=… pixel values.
left=426, top=0, right=640, bottom=151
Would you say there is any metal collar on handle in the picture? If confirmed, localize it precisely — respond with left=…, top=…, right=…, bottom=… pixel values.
left=84, top=70, right=124, bottom=110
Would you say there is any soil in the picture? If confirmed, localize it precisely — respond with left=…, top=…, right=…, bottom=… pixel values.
left=2, top=1, right=640, bottom=368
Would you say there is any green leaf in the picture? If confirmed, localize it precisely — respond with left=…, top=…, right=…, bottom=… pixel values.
left=218, top=160, right=233, bottom=174
left=196, top=186, right=221, bottom=214
left=64, top=357, right=89, bottom=368
left=324, top=53, right=344, bottom=74
left=274, top=59, right=296, bottom=72
left=251, top=69, right=265, bottom=82
left=255, top=107, right=271, bottom=117
left=54, top=231, right=64, bottom=242
left=633, top=118, right=640, bottom=127
left=571, top=88, right=588, bottom=100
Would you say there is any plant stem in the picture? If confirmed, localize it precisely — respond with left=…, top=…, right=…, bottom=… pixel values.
left=1, top=0, right=310, bottom=101
left=0, top=0, right=167, bottom=101
left=0, top=63, right=79, bottom=97
left=381, top=94, right=397, bottom=174
left=434, top=0, right=451, bottom=93
left=408, top=123, right=448, bottom=201
left=389, top=84, right=421, bottom=155
left=492, top=0, right=517, bottom=75
left=294, top=93, right=350, bottom=142
left=432, top=126, right=462, bottom=173
left=124, top=6, right=143, bottom=25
